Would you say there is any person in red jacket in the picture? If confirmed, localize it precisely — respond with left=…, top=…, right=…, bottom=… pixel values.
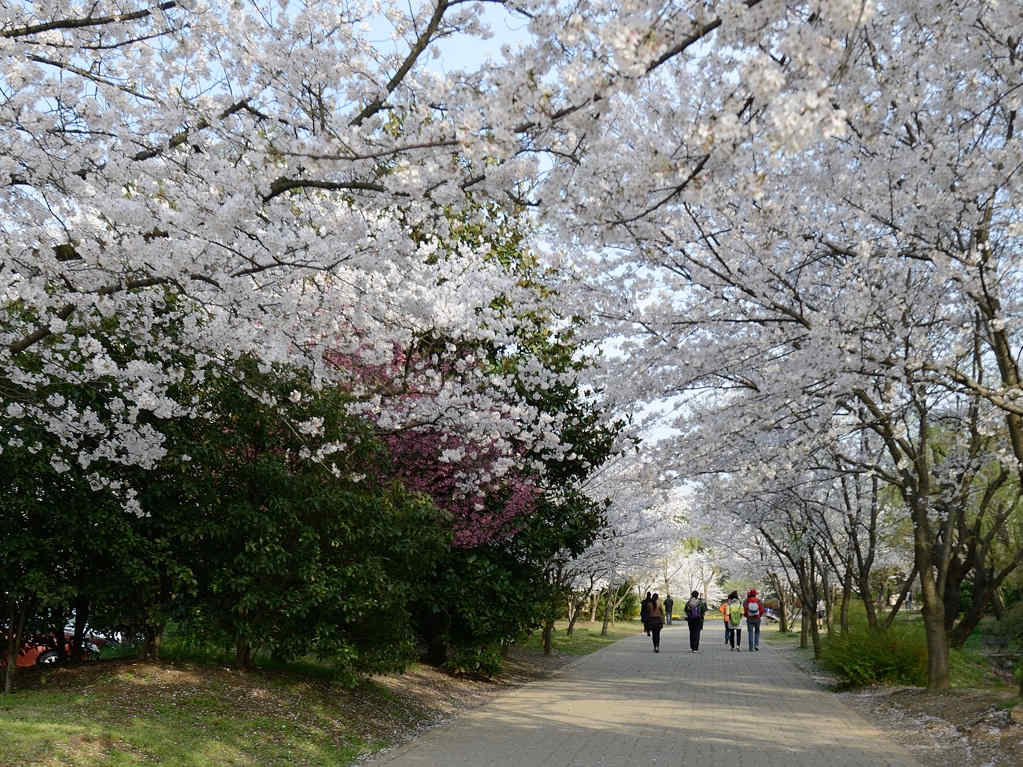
left=744, top=589, right=765, bottom=652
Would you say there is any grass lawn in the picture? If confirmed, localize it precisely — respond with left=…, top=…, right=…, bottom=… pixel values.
left=516, top=619, right=637, bottom=655
left=760, top=620, right=810, bottom=652
left=0, top=622, right=638, bottom=766
left=761, top=615, right=1012, bottom=690
left=0, top=662, right=383, bottom=767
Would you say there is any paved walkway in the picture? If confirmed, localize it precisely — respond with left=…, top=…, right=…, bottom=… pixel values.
left=366, top=623, right=925, bottom=767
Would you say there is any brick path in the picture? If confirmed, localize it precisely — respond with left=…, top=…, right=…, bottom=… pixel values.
left=365, top=622, right=925, bottom=766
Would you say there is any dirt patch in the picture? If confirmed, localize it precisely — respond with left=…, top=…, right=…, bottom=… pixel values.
left=769, top=642, right=1023, bottom=767
left=373, top=648, right=570, bottom=715
left=838, top=686, right=1023, bottom=767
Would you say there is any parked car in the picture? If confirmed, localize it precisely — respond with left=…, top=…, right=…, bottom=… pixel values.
left=0, top=632, right=103, bottom=668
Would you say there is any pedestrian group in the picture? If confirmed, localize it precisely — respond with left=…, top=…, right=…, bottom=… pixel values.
left=641, top=588, right=765, bottom=654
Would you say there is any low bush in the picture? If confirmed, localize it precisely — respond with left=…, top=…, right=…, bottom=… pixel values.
left=995, top=601, right=1023, bottom=646
left=446, top=643, right=505, bottom=677
left=820, top=621, right=927, bottom=687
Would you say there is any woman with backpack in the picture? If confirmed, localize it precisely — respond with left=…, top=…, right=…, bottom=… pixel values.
left=683, top=590, right=706, bottom=652
left=726, top=591, right=743, bottom=651
left=646, top=593, right=665, bottom=652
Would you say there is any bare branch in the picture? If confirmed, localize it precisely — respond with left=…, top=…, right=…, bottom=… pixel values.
left=3, top=2, right=178, bottom=38
left=349, top=0, right=451, bottom=127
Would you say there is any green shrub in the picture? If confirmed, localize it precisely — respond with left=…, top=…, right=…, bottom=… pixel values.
left=446, top=643, right=504, bottom=677
left=949, top=645, right=1005, bottom=688
left=996, top=601, right=1023, bottom=646
left=820, top=622, right=927, bottom=687
left=1002, top=585, right=1023, bottom=609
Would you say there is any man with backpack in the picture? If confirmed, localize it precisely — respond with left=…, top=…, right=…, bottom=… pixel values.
left=683, top=590, right=707, bottom=652
left=663, top=594, right=674, bottom=625
left=744, top=589, right=765, bottom=652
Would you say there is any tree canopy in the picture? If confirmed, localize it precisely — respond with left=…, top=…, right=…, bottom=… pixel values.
left=3, top=0, right=1022, bottom=690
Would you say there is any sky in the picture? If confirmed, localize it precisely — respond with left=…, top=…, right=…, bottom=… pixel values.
left=367, top=2, right=534, bottom=75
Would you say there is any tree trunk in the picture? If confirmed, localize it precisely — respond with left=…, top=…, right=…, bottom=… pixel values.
left=791, top=557, right=814, bottom=652
left=235, top=639, right=251, bottom=668
left=809, top=612, right=821, bottom=658
left=3, top=599, right=29, bottom=695
left=139, top=625, right=163, bottom=661
left=848, top=470, right=882, bottom=630
left=919, top=565, right=950, bottom=689
left=71, top=595, right=89, bottom=663
left=806, top=552, right=822, bottom=659
left=542, top=619, right=554, bottom=655
left=948, top=560, right=1016, bottom=649
left=820, top=562, right=832, bottom=637
left=422, top=610, right=450, bottom=666
left=839, top=560, right=853, bottom=634
left=53, top=615, right=68, bottom=664
left=882, top=565, right=917, bottom=630
left=567, top=577, right=596, bottom=636
left=903, top=407, right=951, bottom=690
left=941, top=555, right=967, bottom=635
left=610, top=589, right=625, bottom=625
left=858, top=577, right=880, bottom=629
left=565, top=595, right=584, bottom=636
left=944, top=499, right=1023, bottom=648
left=991, top=588, right=1005, bottom=620
left=600, top=590, right=612, bottom=637
left=767, top=571, right=790, bottom=633
left=776, top=594, right=789, bottom=634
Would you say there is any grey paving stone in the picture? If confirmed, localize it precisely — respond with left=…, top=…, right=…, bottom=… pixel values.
left=365, top=625, right=925, bottom=767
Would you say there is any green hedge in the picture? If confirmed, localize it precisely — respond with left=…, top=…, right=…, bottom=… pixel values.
left=819, top=621, right=927, bottom=687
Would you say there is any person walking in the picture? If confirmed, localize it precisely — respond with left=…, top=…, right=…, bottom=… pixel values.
left=640, top=591, right=652, bottom=636
left=718, top=599, right=729, bottom=644
left=664, top=594, right=674, bottom=625
left=647, top=593, right=665, bottom=652
left=744, top=589, right=765, bottom=652
left=726, top=591, right=743, bottom=651
left=683, top=590, right=707, bottom=652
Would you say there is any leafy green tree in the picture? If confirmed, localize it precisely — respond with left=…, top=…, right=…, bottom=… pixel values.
left=124, top=361, right=450, bottom=674
left=0, top=425, right=130, bottom=692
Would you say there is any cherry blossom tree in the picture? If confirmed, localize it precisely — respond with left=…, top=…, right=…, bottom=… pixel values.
left=1, top=0, right=928, bottom=486
left=0, top=1, right=573, bottom=499
left=5, top=0, right=1022, bottom=691
left=565, top=450, right=681, bottom=632
left=557, top=1, right=1022, bottom=689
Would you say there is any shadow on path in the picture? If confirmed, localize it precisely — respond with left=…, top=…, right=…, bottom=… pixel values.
left=365, top=628, right=924, bottom=767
